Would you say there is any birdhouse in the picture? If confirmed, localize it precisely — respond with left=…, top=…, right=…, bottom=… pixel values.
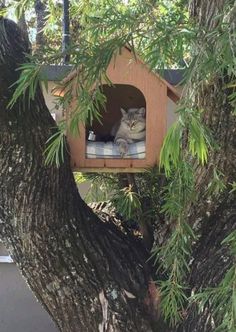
left=56, top=47, right=180, bottom=172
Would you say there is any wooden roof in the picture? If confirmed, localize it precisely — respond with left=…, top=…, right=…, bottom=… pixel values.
left=123, top=46, right=180, bottom=102
left=50, top=46, right=181, bottom=103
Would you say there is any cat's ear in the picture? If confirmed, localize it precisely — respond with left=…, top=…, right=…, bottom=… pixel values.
left=120, top=108, right=126, bottom=117
left=138, top=107, right=146, bottom=117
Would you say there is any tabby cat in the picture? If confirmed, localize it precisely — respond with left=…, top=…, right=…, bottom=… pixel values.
left=111, top=107, right=146, bottom=157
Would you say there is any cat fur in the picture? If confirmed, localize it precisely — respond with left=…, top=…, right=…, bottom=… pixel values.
left=112, top=107, right=146, bottom=157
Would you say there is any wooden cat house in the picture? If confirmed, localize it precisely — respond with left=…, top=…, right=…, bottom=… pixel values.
left=57, top=47, right=180, bottom=172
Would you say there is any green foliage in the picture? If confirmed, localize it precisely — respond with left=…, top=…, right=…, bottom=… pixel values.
left=85, top=182, right=111, bottom=203
left=185, top=2, right=236, bottom=111
left=188, top=113, right=210, bottom=163
left=7, top=0, right=236, bottom=329
left=75, top=0, right=192, bottom=69
left=207, top=168, right=226, bottom=196
left=44, top=121, right=66, bottom=167
left=223, top=230, right=236, bottom=259
left=152, top=219, right=196, bottom=326
left=9, top=0, right=191, bottom=138
left=79, top=172, right=142, bottom=220
left=230, top=182, right=236, bottom=193
left=74, top=172, right=87, bottom=184
left=13, top=0, right=33, bottom=19
left=160, top=107, right=213, bottom=177
left=134, top=167, right=166, bottom=222
left=193, top=231, right=236, bottom=332
left=155, top=5, right=236, bottom=326
left=161, top=161, right=195, bottom=218
left=0, top=6, right=8, bottom=17
left=8, top=62, right=41, bottom=109
left=159, top=280, right=188, bottom=326
left=79, top=173, right=119, bottom=203
left=112, top=185, right=141, bottom=219
left=160, top=121, right=183, bottom=176
left=68, top=86, right=106, bottom=136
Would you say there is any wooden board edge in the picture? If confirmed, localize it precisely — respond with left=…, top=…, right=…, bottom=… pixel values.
left=72, top=167, right=148, bottom=173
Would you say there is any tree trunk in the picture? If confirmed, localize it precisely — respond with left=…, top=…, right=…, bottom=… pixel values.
left=175, top=0, right=236, bottom=330
left=177, top=195, right=236, bottom=332
left=0, top=18, right=160, bottom=332
left=34, top=0, right=47, bottom=51
left=0, top=0, right=236, bottom=330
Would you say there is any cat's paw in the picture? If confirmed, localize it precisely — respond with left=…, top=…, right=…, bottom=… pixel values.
left=118, top=141, right=129, bottom=157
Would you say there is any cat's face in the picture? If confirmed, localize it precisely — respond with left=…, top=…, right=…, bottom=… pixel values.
left=120, top=107, right=146, bottom=132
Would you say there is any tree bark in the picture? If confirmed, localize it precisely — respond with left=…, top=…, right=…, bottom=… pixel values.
left=34, top=0, right=47, bottom=51
left=0, top=18, right=160, bottom=332
left=177, top=194, right=236, bottom=332
left=175, top=0, right=236, bottom=330
left=0, top=0, right=236, bottom=330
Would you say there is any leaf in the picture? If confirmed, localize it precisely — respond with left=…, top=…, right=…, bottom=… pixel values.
left=44, top=122, right=66, bottom=167
left=160, top=121, right=183, bottom=176
left=8, top=62, right=41, bottom=109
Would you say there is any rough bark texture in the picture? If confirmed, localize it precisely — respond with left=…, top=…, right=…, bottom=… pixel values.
left=177, top=195, right=236, bottom=332
left=0, top=0, right=236, bottom=331
left=0, top=18, right=160, bottom=332
left=175, top=0, right=236, bottom=330
left=34, top=0, right=47, bottom=50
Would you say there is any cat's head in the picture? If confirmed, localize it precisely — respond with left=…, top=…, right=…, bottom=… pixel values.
left=120, top=107, right=146, bottom=131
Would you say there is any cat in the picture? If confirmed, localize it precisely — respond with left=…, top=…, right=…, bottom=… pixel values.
left=111, top=107, right=146, bottom=157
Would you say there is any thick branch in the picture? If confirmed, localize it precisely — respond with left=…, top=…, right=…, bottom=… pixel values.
left=0, top=18, right=159, bottom=332
left=177, top=194, right=236, bottom=332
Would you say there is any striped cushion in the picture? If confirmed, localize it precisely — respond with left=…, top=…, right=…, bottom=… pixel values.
left=86, top=141, right=146, bottom=159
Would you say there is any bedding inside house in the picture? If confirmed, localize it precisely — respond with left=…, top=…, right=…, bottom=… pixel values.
left=86, top=141, right=146, bottom=159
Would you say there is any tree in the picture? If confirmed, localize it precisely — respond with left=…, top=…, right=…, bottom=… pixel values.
left=0, top=18, right=161, bottom=332
left=34, top=0, right=47, bottom=50
left=0, top=1, right=236, bottom=332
